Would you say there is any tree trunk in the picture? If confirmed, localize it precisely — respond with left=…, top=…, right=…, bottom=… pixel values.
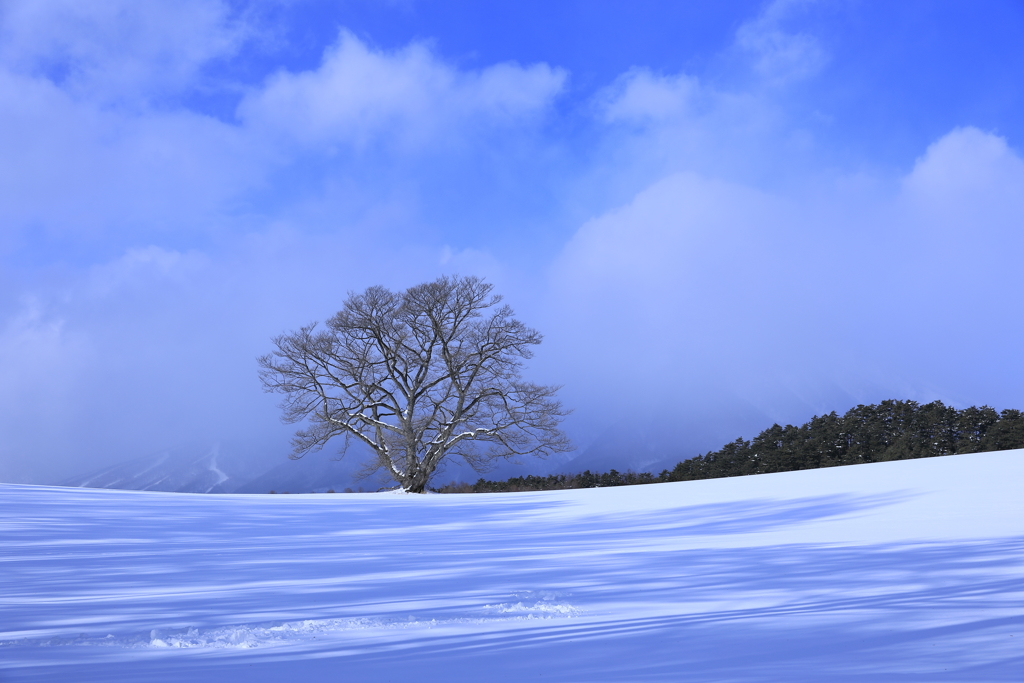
left=403, top=466, right=429, bottom=493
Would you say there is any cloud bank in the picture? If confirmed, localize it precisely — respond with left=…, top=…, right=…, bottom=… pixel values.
left=1, top=1, right=1022, bottom=485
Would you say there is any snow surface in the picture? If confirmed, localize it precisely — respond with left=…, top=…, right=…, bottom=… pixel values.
left=3, top=450, right=1023, bottom=682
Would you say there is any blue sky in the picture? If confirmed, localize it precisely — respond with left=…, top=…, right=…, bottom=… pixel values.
left=2, top=0, right=1023, bottom=484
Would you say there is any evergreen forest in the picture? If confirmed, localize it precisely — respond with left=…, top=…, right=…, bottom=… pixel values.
left=437, top=400, right=1024, bottom=493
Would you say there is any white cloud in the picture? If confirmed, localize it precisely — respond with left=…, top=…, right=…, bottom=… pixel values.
left=734, top=0, right=828, bottom=85
left=239, top=31, right=566, bottom=150
left=548, top=172, right=800, bottom=407
left=599, top=69, right=699, bottom=124
left=902, top=127, right=1024, bottom=221
left=890, top=127, right=1024, bottom=307
left=0, top=297, right=92, bottom=483
left=0, top=24, right=566, bottom=246
left=556, top=173, right=781, bottom=294
left=0, top=68, right=258, bottom=242
left=545, top=127, right=1024, bottom=429
left=0, top=0, right=247, bottom=103
left=86, top=246, right=209, bottom=297
left=589, top=60, right=816, bottom=199
left=0, top=298, right=80, bottom=374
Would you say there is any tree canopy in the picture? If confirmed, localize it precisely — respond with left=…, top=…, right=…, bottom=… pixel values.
left=258, top=275, right=571, bottom=492
left=662, top=400, right=1024, bottom=482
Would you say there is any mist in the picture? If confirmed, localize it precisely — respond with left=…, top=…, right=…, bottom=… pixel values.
left=2, top=1, right=1023, bottom=487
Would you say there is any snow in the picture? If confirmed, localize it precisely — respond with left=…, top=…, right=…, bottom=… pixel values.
left=2, top=450, right=1023, bottom=682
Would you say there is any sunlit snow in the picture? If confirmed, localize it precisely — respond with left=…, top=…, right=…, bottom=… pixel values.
left=2, top=450, right=1022, bottom=681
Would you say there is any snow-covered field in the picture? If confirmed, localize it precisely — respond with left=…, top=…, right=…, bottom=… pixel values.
left=3, top=450, right=1023, bottom=682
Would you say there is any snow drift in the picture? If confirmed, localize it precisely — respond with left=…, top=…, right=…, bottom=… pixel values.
left=2, top=450, right=1022, bottom=682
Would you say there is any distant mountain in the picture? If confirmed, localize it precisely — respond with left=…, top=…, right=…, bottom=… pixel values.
left=554, top=406, right=774, bottom=476
left=553, top=425, right=667, bottom=475
left=233, top=446, right=534, bottom=493
left=233, top=447, right=388, bottom=493
left=62, top=443, right=276, bottom=494
left=61, top=439, right=550, bottom=494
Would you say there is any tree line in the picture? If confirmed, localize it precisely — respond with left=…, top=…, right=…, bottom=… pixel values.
left=437, top=469, right=658, bottom=493
left=436, top=400, right=1024, bottom=493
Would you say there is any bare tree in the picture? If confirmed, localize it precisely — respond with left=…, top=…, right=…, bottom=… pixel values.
left=258, top=275, right=572, bottom=492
